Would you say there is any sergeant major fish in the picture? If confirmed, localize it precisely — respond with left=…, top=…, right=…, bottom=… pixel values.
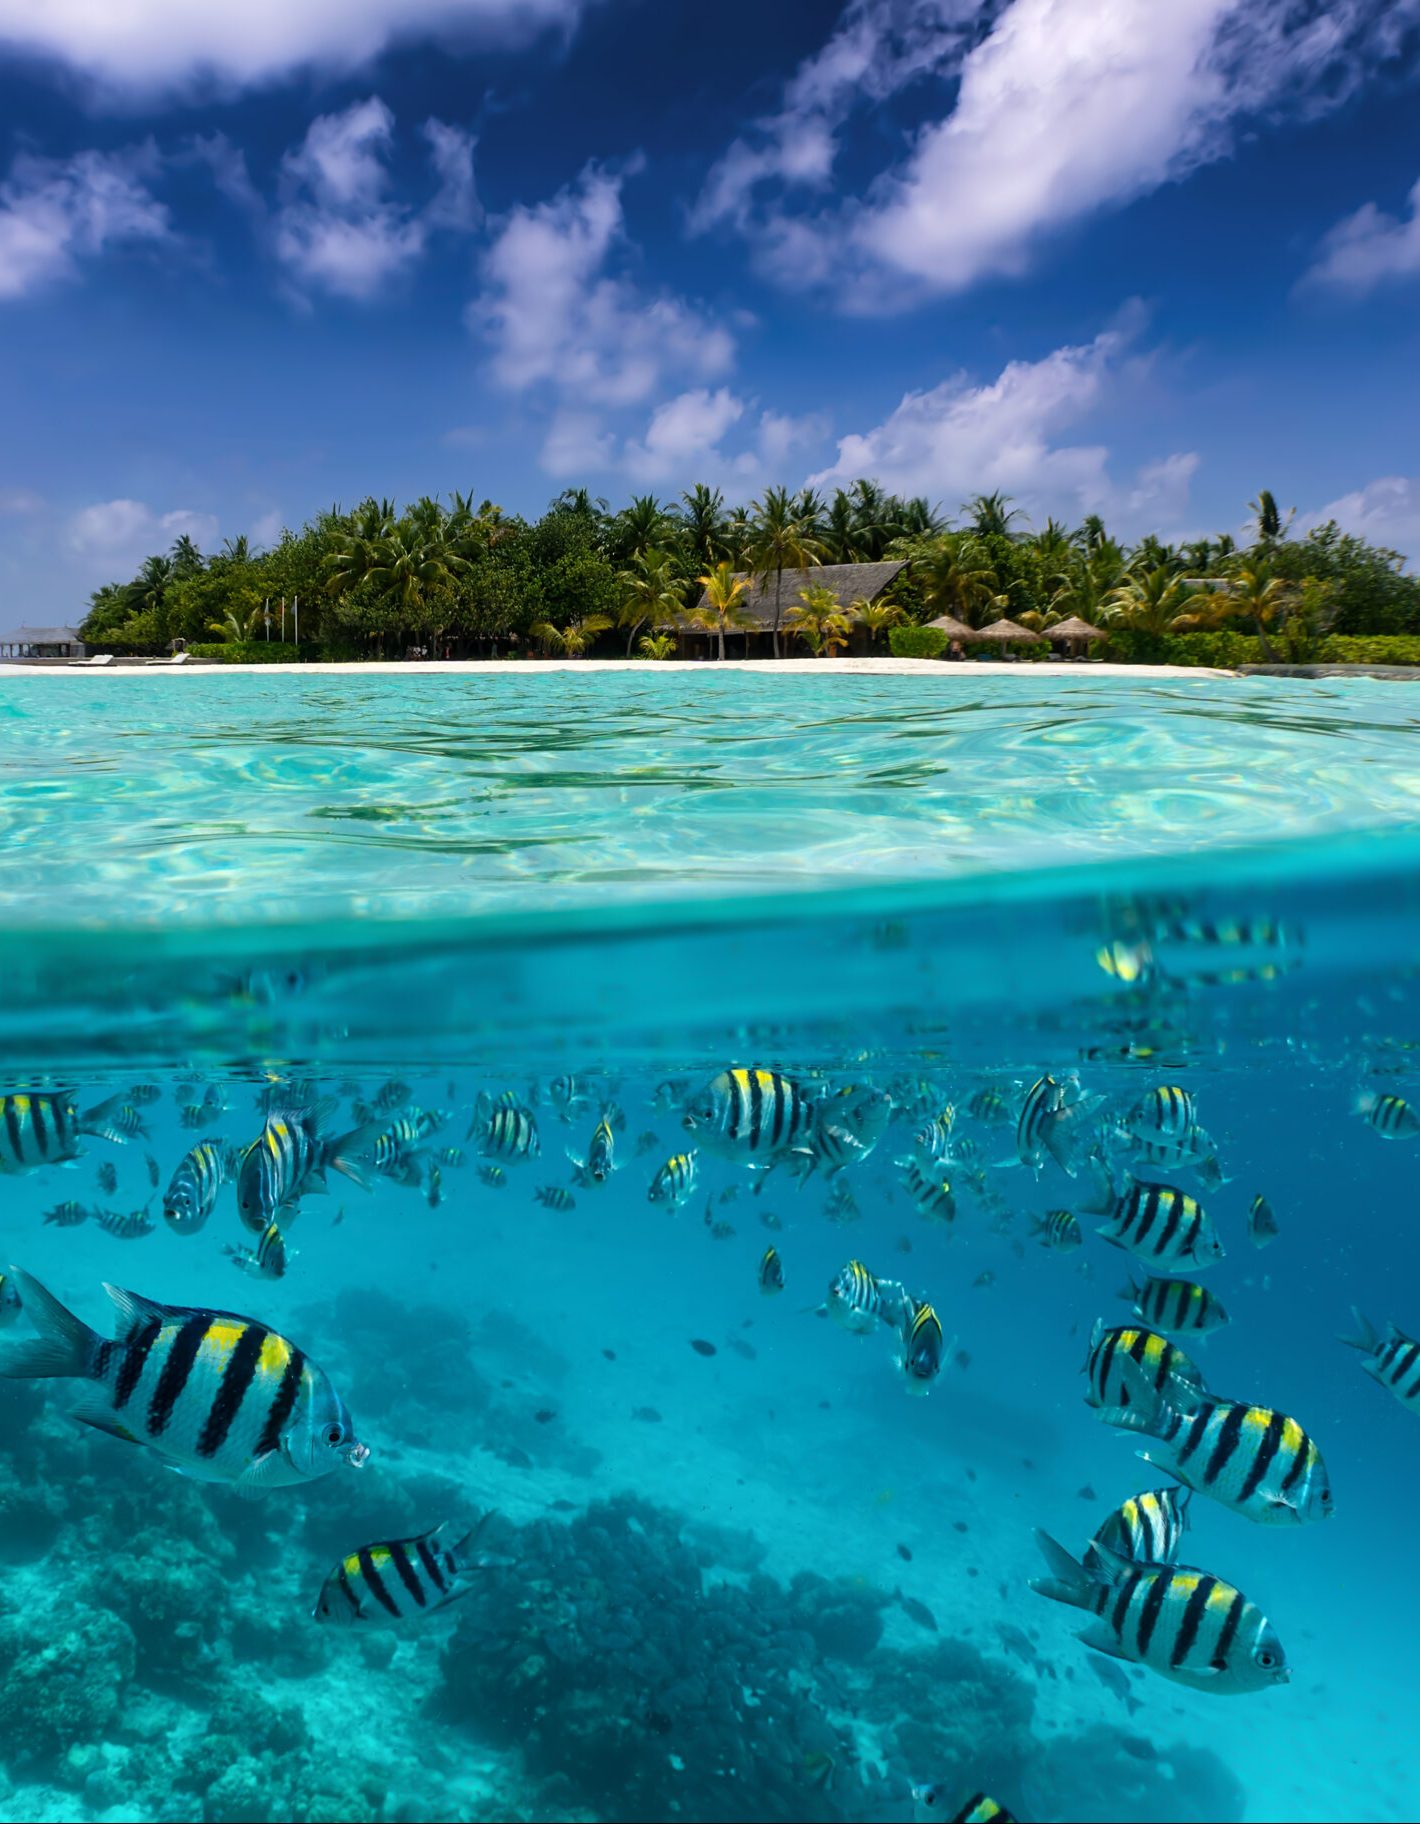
left=1082, top=1320, right=1207, bottom=1416
left=1340, top=1309, right=1420, bottom=1418
left=1357, top=1092, right=1420, bottom=1138
left=95, top=1205, right=156, bottom=1241
left=164, top=1140, right=241, bottom=1236
left=535, top=1185, right=575, bottom=1212
left=912, top=1787, right=1016, bottom=1823
left=1030, top=1531, right=1288, bottom=1694
left=314, top=1516, right=506, bottom=1626
left=1030, top=1209, right=1081, bottom=1252
left=44, top=1201, right=92, bottom=1228
left=647, top=1151, right=698, bottom=1209
left=0, top=1092, right=142, bottom=1174
left=825, top=1260, right=908, bottom=1334
left=1120, top=1275, right=1229, bottom=1337
left=1085, top=1486, right=1191, bottom=1573
left=1080, top=1159, right=1224, bottom=1271
left=1015, top=1074, right=1101, bottom=1177
left=223, top=1221, right=289, bottom=1280
left=758, top=1246, right=784, bottom=1296
left=899, top=1159, right=955, bottom=1226
left=0, top=1271, right=367, bottom=1492
left=682, top=1069, right=817, bottom=1167
left=236, top=1102, right=375, bottom=1234
left=898, top=1297, right=945, bottom=1395
left=468, top=1094, right=539, bottom=1164
left=1248, top=1194, right=1280, bottom=1249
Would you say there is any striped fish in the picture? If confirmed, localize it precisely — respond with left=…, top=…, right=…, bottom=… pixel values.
left=127, top=1085, right=162, bottom=1106
left=567, top=1111, right=617, bottom=1188
left=913, top=1111, right=956, bottom=1162
left=1082, top=1320, right=1206, bottom=1416
left=535, top=1185, right=575, bottom=1211
left=1340, top=1309, right=1420, bottom=1417
left=825, top=1260, right=907, bottom=1334
left=1016, top=1075, right=1101, bottom=1176
left=477, top=1165, right=506, bottom=1189
left=1125, top=1087, right=1196, bottom=1143
left=1083, top=1161, right=1224, bottom=1271
left=966, top=1087, right=1013, bottom=1125
left=371, top=1109, right=450, bottom=1176
left=223, top=1221, right=289, bottom=1280
left=899, top=1159, right=955, bottom=1225
left=1248, top=1194, right=1279, bottom=1249
left=825, top=1178, right=860, bottom=1225
left=95, top=1162, right=118, bottom=1196
left=0, top=1092, right=140, bottom=1174
left=236, top=1104, right=374, bottom=1234
left=647, top=1151, right=698, bottom=1208
left=1120, top=1275, right=1229, bottom=1337
left=163, top=1139, right=237, bottom=1235
left=1031, top=1531, right=1289, bottom=1694
left=95, top=1205, right=155, bottom=1241
left=1030, top=1209, right=1081, bottom=1252
left=682, top=1069, right=817, bottom=1165
left=469, top=1094, right=540, bottom=1163
left=912, top=1790, right=1016, bottom=1824
left=758, top=1245, right=784, bottom=1296
left=44, top=1201, right=92, bottom=1228
left=1085, top=1486, right=1191, bottom=1573
left=314, top=1517, right=502, bottom=1626
left=1358, top=1092, right=1420, bottom=1138
left=1101, top=1366, right=1333, bottom=1526
left=898, top=1297, right=944, bottom=1395
left=0, top=1272, right=365, bottom=1491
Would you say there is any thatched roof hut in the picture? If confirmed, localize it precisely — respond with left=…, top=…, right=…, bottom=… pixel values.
left=973, top=618, right=1044, bottom=644
left=687, top=561, right=907, bottom=634
left=926, top=614, right=976, bottom=642
left=1047, top=615, right=1104, bottom=644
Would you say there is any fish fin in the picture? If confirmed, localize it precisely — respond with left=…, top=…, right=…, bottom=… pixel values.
left=1029, top=1529, right=1098, bottom=1613
left=1040, top=1099, right=1097, bottom=1176
left=1116, top=1276, right=1141, bottom=1306
left=1078, top=1624, right=1134, bottom=1662
left=990, top=1156, right=1021, bottom=1171
left=1077, top=1149, right=1118, bottom=1215
left=71, top=1401, right=142, bottom=1446
left=325, top=1127, right=378, bottom=1193
left=1094, top=1401, right=1165, bottom=1438
left=102, top=1281, right=170, bottom=1341
left=233, top=1450, right=288, bottom=1498
left=0, top=1270, right=105, bottom=1381
left=1337, top=1306, right=1378, bottom=1353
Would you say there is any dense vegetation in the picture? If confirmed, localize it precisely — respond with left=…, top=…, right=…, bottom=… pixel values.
left=78, top=483, right=1420, bottom=663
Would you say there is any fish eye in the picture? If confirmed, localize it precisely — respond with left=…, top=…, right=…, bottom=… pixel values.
left=324, top=1423, right=345, bottom=1447
left=1255, top=1647, right=1278, bottom=1668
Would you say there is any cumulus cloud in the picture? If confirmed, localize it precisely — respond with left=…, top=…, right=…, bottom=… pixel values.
left=623, top=388, right=746, bottom=483
left=0, top=144, right=172, bottom=300
left=273, top=97, right=478, bottom=300
left=697, top=0, right=1420, bottom=305
left=1300, top=477, right=1420, bottom=560
left=0, top=0, right=583, bottom=96
left=1304, top=176, right=1420, bottom=295
left=808, top=323, right=1197, bottom=529
left=472, top=164, right=735, bottom=406
left=69, top=499, right=218, bottom=556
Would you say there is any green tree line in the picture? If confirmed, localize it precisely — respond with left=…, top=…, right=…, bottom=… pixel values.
left=78, top=482, right=1420, bottom=662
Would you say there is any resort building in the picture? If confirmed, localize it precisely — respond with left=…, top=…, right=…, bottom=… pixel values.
left=0, top=624, right=86, bottom=660
left=681, top=561, right=908, bottom=657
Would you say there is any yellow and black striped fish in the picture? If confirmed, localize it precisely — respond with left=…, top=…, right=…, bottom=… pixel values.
left=899, top=1159, right=955, bottom=1225
left=965, top=1086, right=1013, bottom=1125
left=1082, top=1320, right=1206, bottom=1416
left=1100, top=1364, right=1333, bottom=1526
left=0, top=1092, right=140, bottom=1175
left=1125, top=1086, right=1196, bottom=1143
left=163, top=1139, right=239, bottom=1235
left=236, top=1103, right=374, bottom=1234
left=535, top=1184, right=575, bottom=1211
left=1357, top=1092, right=1420, bottom=1138
left=912, top=1789, right=1016, bottom=1824
left=1030, top=1209, right=1081, bottom=1252
left=758, top=1245, right=784, bottom=1296
left=223, top=1220, right=289, bottom=1280
left=0, top=1272, right=366, bottom=1491
left=1120, top=1275, right=1229, bottom=1337
left=682, top=1068, right=817, bottom=1164
left=912, top=1110, right=955, bottom=1162
left=44, top=1201, right=92, bottom=1228
left=825, top=1260, right=906, bottom=1334
left=1340, top=1309, right=1420, bottom=1417
left=1083, top=1163, right=1224, bottom=1271
left=1016, top=1074, right=1100, bottom=1176
left=567, top=1111, right=617, bottom=1187
left=647, top=1151, right=698, bottom=1208
left=899, top=1297, right=944, bottom=1395
left=1248, top=1194, right=1279, bottom=1249
left=95, top=1205, right=155, bottom=1241
left=315, top=1517, right=503, bottom=1626
left=469, top=1093, right=540, bottom=1163
left=1085, top=1486, right=1191, bottom=1572
left=1031, top=1531, right=1288, bottom=1694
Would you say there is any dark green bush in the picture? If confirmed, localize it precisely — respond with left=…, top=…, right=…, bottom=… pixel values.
left=1315, top=636, right=1420, bottom=666
left=889, top=625, right=948, bottom=660
left=185, top=642, right=318, bottom=664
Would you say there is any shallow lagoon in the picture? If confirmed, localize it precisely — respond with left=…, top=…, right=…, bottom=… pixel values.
left=1, top=671, right=1418, bottom=1823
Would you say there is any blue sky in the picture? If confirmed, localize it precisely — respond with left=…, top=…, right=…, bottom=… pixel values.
left=2, top=0, right=1419, bottom=618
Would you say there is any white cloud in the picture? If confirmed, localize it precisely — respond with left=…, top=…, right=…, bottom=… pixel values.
left=697, top=0, right=1419, bottom=305
left=1304, top=176, right=1420, bottom=296
left=472, top=164, right=735, bottom=407
left=273, top=97, right=478, bottom=300
left=540, top=411, right=615, bottom=477
left=1300, top=477, right=1420, bottom=560
left=624, top=388, right=745, bottom=483
left=0, top=145, right=172, bottom=300
left=0, top=0, right=583, bottom=95
left=808, top=323, right=1196, bottom=529
left=69, top=499, right=218, bottom=557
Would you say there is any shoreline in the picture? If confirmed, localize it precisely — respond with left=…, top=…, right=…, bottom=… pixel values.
left=0, top=657, right=1233, bottom=678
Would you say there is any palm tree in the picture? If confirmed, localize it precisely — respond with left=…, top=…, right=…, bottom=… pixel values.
left=1208, top=562, right=1296, bottom=661
left=637, top=633, right=677, bottom=661
left=208, top=605, right=264, bottom=641
left=678, top=485, right=729, bottom=571
left=1249, top=489, right=1293, bottom=545
left=690, top=561, right=754, bottom=661
left=966, top=492, right=1024, bottom=540
left=851, top=596, right=904, bottom=649
left=1100, top=565, right=1197, bottom=637
left=822, top=491, right=862, bottom=563
left=218, top=534, right=252, bottom=565
left=616, top=547, right=684, bottom=657
left=529, top=614, right=614, bottom=657
left=785, top=584, right=852, bottom=658
left=917, top=535, right=995, bottom=625
left=169, top=532, right=205, bottom=577
left=745, top=486, right=826, bottom=658
left=129, top=553, right=173, bottom=616
left=897, top=496, right=943, bottom=539
left=616, top=494, right=676, bottom=562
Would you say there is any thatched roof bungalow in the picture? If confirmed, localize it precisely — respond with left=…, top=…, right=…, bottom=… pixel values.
left=678, top=561, right=908, bottom=656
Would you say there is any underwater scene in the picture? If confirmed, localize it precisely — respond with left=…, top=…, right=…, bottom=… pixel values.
left=3, top=670, right=1420, bottom=1824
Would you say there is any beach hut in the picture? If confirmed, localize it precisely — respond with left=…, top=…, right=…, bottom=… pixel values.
left=926, top=613, right=977, bottom=660
left=1046, top=615, right=1105, bottom=660
left=972, top=618, right=1044, bottom=659
left=681, top=561, right=908, bottom=659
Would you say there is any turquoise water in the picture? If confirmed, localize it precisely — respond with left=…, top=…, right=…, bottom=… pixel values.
left=2, top=670, right=1419, bottom=1823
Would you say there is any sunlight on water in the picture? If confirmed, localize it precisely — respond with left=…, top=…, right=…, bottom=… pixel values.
left=0, top=674, right=1418, bottom=1824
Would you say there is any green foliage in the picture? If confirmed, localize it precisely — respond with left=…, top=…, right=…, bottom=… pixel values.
left=185, top=642, right=320, bottom=664
left=889, top=625, right=948, bottom=660
left=1316, top=636, right=1420, bottom=666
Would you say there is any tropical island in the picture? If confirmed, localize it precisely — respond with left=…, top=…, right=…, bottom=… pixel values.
left=73, top=483, right=1420, bottom=668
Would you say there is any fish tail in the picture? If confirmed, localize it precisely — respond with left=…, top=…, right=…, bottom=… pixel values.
left=1116, top=1275, right=1141, bottom=1306
left=1338, top=1306, right=1379, bottom=1353
left=324, top=1125, right=380, bottom=1192
left=0, top=1270, right=104, bottom=1381
left=441, top=1512, right=509, bottom=1573
left=1029, top=1530, right=1099, bottom=1611
left=1076, top=1148, right=1117, bottom=1215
